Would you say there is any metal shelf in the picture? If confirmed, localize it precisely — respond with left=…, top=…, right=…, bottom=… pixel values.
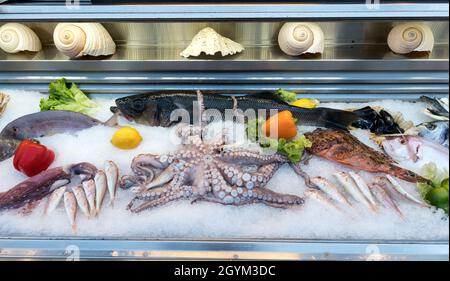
left=0, top=3, right=449, bottom=21
left=0, top=238, right=448, bottom=261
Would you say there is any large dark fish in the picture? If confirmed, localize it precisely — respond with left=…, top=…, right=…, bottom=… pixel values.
left=111, top=92, right=360, bottom=129
left=0, top=111, right=107, bottom=162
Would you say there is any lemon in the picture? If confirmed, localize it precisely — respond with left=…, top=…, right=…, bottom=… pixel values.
left=291, top=98, right=319, bottom=109
left=111, top=127, right=143, bottom=150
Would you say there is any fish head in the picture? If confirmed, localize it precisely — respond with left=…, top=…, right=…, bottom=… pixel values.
left=0, top=121, right=25, bottom=140
left=0, top=138, right=20, bottom=162
left=382, top=136, right=418, bottom=162
left=417, top=121, right=449, bottom=144
left=113, top=95, right=160, bottom=126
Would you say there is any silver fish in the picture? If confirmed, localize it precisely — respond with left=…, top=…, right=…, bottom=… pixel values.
left=385, top=175, right=428, bottom=207
left=72, top=185, right=90, bottom=218
left=82, top=179, right=96, bottom=217
left=420, top=96, right=449, bottom=121
left=348, top=172, right=378, bottom=210
left=369, top=182, right=404, bottom=218
left=95, top=170, right=108, bottom=215
left=105, top=161, right=119, bottom=207
left=417, top=121, right=449, bottom=148
left=64, top=192, right=78, bottom=233
left=305, top=189, right=342, bottom=213
left=0, top=110, right=114, bottom=162
left=334, top=172, right=372, bottom=210
left=310, top=176, right=352, bottom=206
left=44, top=186, right=67, bottom=216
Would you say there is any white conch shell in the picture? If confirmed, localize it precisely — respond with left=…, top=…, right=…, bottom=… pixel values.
left=53, top=23, right=116, bottom=58
left=180, top=27, right=244, bottom=58
left=387, top=22, right=434, bottom=54
left=278, top=22, right=324, bottom=56
left=0, top=23, right=42, bottom=54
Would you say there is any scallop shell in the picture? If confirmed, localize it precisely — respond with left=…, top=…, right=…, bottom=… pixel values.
left=387, top=23, right=434, bottom=54
left=278, top=22, right=324, bottom=56
left=0, top=92, right=10, bottom=117
left=0, top=23, right=42, bottom=54
left=180, top=27, right=244, bottom=58
left=53, top=23, right=116, bottom=58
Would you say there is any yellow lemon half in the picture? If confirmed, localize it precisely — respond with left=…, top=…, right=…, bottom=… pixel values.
left=111, top=127, right=143, bottom=150
left=291, top=98, right=319, bottom=109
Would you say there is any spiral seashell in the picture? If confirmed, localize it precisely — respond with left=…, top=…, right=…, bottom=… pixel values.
left=387, top=22, right=434, bottom=54
left=53, top=23, right=116, bottom=58
left=278, top=22, right=324, bottom=56
left=0, top=23, right=42, bottom=54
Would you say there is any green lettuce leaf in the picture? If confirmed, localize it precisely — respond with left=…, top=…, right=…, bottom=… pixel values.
left=40, top=78, right=97, bottom=116
left=275, top=89, right=298, bottom=103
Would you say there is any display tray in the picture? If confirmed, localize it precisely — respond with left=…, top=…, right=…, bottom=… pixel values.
left=0, top=88, right=448, bottom=260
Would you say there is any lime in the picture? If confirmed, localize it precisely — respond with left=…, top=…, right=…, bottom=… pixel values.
left=426, top=187, right=449, bottom=209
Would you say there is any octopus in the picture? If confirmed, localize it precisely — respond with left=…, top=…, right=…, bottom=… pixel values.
left=121, top=125, right=305, bottom=213
left=0, top=162, right=97, bottom=211
left=304, top=128, right=428, bottom=183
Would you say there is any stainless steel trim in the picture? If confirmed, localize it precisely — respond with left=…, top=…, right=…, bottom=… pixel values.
left=0, top=238, right=448, bottom=261
left=0, top=3, right=449, bottom=21
left=0, top=60, right=448, bottom=72
left=0, top=71, right=448, bottom=84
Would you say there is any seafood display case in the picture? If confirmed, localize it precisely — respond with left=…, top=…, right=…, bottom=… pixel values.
left=0, top=1, right=449, bottom=260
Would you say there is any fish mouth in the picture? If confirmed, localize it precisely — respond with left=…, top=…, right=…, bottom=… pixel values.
left=110, top=106, right=134, bottom=122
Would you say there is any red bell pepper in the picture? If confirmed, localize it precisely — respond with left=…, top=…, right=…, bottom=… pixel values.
left=13, top=140, right=55, bottom=177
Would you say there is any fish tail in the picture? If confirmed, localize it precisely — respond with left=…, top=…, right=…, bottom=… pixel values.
left=291, top=107, right=359, bottom=130
left=391, top=165, right=430, bottom=184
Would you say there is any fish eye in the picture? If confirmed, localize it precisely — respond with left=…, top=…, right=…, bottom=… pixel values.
left=426, top=123, right=436, bottom=130
left=400, top=139, right=407, bottom=144
left=132, top=99, right=145, bottom=111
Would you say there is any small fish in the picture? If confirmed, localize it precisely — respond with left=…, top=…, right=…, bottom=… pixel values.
left=305, top=189, right=342, bottom=213
left=369, top=182, right=404, bottom=218
left=420, top=96, right=449, bottom=121
left=104, top=161, right=119, bottom=207
left=417, top=121, right=449, bottom=148
left=0, top=92, right=10, bottom=117
left=64, top=192, right=77, bottom=233
left=82, top=179, right=96, bottom=217
left=44, top=186, right=67, bottom=216
left=348, top=172, right=378, bottom=210
left=334, top=172, right=372, bottom=210
left=94, top=170, right=108, bottom=215
left=385, top=175, right=428, bottom=207
left=72, top=185, right=90, bottom=218
left=310, top=176, right=352, bottom=206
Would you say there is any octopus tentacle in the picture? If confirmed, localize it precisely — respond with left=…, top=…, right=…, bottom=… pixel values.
left=220, top=150, right=288, bottom=166
left=119, top=175, right=146, bottom=190
left=217, top=162, right=281, bottom=189
left=129, top=187, right=189, bottom=213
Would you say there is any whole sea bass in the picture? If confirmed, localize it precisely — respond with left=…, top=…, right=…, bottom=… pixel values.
left=111, top=92, right=361, bottom=129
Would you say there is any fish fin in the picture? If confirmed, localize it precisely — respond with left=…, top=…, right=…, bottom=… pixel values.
left=104, top=112, right=120, bottom=127
left=294, top=107, right=360, bottom=130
